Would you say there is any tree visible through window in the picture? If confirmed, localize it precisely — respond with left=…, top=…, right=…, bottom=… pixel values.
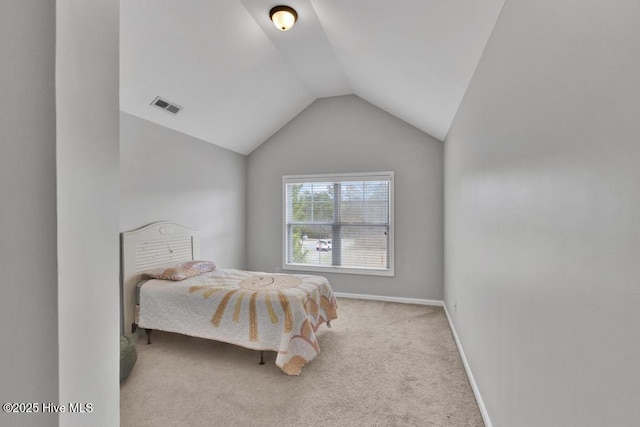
left=283, top=172, right=394, bottom=276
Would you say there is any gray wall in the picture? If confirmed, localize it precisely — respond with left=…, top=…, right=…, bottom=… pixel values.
left=444, top=0, right=640, bottom=425
left=120, top=112, right=247, bottom=269
left=247, top=95, right=443, bottom=300
left=56, top=0, right=121, bottom=424
left=0, top=2, right=58, bottom=426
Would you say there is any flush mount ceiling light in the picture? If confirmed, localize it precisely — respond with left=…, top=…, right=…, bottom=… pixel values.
left=270, top=5, right=298, bottom=31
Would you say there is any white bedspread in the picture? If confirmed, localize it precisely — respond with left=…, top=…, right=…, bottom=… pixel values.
left=138, top=268, right=338, bottom=375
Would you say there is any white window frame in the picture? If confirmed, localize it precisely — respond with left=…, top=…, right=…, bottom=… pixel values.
left=282, top=171, right=395, bottom=277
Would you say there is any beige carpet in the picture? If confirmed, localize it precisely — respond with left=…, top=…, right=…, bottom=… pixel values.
left=120, top=298, right=483, bottom=426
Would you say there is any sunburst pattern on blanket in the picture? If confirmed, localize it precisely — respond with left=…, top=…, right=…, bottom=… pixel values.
left=140, top=269, right=337, bottom=375
left=188, top=273, right=334, bottom=346
left=238, top=274, right=302, bottom=291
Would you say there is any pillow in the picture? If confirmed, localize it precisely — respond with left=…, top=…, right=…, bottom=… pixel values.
left=143, top=260, right=217, bottom=281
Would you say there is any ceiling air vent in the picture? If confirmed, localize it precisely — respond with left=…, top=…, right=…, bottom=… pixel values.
left=150, top=96, right=182, bottom=115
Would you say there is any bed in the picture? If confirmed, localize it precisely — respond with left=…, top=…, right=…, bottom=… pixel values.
left=121, top=221, right=338, bottom=375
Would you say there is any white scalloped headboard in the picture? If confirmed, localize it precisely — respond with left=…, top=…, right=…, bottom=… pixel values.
left=120, top=221, right=199, bottom=334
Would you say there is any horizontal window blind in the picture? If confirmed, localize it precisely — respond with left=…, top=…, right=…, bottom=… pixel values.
left=283, top=172, right=394, bottom=276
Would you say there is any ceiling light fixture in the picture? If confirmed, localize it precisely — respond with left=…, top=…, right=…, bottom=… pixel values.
left=270, top=5, right=297, bottom=31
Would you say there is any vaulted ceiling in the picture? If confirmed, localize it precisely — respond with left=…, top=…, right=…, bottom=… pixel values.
left=120, top=0, right=505, bottom=155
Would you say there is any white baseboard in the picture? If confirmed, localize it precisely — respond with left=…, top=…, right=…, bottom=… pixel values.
left=333, top=292, right=444, bottom=307
left=443, top=304, right=492, bottom=427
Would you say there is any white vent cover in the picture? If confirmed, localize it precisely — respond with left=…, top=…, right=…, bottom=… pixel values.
left=150, top=96, right=182, bottom=114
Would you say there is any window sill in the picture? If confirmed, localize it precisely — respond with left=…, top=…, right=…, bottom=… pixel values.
left=282, top=263, right=395, bottom=277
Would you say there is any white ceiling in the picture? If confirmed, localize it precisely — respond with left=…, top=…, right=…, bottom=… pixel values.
left=120, top=0, right=505, bottom=155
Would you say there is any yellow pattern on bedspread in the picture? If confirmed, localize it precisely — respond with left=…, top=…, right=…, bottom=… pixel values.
left=138, top=269, right=338, bottom=375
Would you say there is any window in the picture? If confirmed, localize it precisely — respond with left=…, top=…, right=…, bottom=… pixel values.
left=283, top=172, right=394, bottom=276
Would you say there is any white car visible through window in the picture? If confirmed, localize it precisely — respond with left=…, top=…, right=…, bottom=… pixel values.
left=316, top=239, right=332, bottom=251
